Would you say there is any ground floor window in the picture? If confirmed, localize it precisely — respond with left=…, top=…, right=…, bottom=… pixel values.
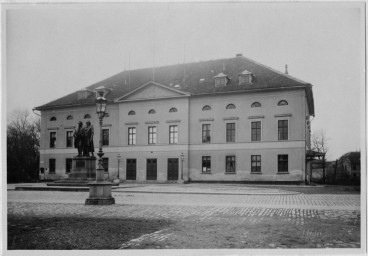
left=226, top=156, right=236, bottom=173
left=102, top=158, right=109, bottom=172
left=202, top=156, right=211, bottom=173
left=251, top=155, right=261, bottom=172
left=65, top=158, right=72, bottom=173
left=49, top=159, right=56, bottom=173
left=278, top=154, right=288, bottom=172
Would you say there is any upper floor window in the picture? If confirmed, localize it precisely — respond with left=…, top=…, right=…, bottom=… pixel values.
left=84, top=114, right=91, bottom=119
left=50, top=132, right=56, bottom=148
left=251, top=121, right=261, bottom=141
left=102, top=129, right=109, bottom=146
left=226, top=123, right=235, bottom=143
left=66, top=131, right=74, bottom=147
left=128, top=110, right=136, bottom=115
left=50, top=116, right=57, bottom=121
left=66, top=115, right=73, bottom=120
left=202, top=105, right=211, bottom=111
left=278, top=120, right=288, bottom=140
left=148, top=126, right=157, bottom=144
left=148, top=109, right=156, bottom=114
left=169, top=125, right=178, bottom=144
left=128, top=127, right=136, bottom=145
left=278, top=100, right=288, bottom=106
left=226, top=104, right=236, bottom=110
left=169, top=107, right=178, bottom=113
left=202, top=124, right=211, bottom=143
left=251, top=102, right=261, bottom=108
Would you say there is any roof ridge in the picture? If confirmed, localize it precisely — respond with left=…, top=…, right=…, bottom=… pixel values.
left=238, top=55, right=309, bottom=85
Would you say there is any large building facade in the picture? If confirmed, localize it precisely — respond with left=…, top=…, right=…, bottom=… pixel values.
left=35, top=54, right=315, bottom=184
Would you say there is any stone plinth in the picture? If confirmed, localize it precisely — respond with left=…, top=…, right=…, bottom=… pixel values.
left=68, top=156, right=96, bottom=180
left=85, top=181, right=115, bottom=205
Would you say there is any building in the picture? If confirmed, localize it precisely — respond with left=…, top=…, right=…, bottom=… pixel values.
left=337, top=151, right=361, bottom=185
left=34, top=54, right=315, bottom=184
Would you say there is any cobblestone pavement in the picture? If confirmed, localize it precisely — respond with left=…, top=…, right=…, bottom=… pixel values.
left=7, top=190, right=362, bottom=249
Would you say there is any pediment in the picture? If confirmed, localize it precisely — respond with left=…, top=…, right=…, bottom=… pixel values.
left=115, top=81, right=190, bottom=102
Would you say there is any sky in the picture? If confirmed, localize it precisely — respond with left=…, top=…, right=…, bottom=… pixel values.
left=4, top=2, right=365, bottom=160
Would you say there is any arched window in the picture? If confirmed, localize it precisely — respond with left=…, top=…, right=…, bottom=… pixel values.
left=84, top=114, right=91, bottom=119
left=66, top=115, right=73, bottom=120
left=251, top=102, right=261, bottom=108
left=169, top=107, right=178, bottom=113
left=148, top=109, right=156, bottom=114
left=104, top=113, right=109, bottom=117
left=226, top=104, right=236, bottom=109
left=202, top=105, right=211, bottom=111
left=50, top=116, right=57, bottom=121
left=128, top=110, right=136, bottom=115
left=277, top=100, right=288, bottom=106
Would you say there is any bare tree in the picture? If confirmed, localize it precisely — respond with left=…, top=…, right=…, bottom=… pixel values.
left=7, top=109, right=40, bottom=182
left=311, top=129, right=328, bottom=183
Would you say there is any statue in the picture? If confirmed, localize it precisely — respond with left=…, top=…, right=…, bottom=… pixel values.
left=83, top=121, right=95, bottom=157
left=74, top=121, right=84, bottom=157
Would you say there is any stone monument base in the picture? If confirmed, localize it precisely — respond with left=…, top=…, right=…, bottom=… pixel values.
left=85, top=181, right=115, bottom=205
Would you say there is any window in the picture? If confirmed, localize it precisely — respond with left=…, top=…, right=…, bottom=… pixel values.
left=251, top=102, right=261, bottom=108
left=50, top=132, right=56, bottom=148
left=66, top=158, right=72, bottom=173
left=239, top=75, right=251, bottom=84
left=50, top=116, right=57, bottom=121
left=202, top=105, right=211, bottom=111
left=169, top=107, right=178, bottom=113
left=84, top=114, right=91, bottom=119
left=128, top=110, right=136, bottom=115
left=215, top=77, right=227, bottom=87
left=169, top=125, right=178, bottom=144
left=226, top=123, right=235, bottom=142
left=66, top=115, right=73, bottom=120
left=278, top=155, right=288, bottom=173
left=202, top=124, right=211, bottom=143
left=202, top=156, right=211, bottom=173
left=102, top=158, right=109, bottom=172
left=226, top=156, right=236, bottom=173
left=104, top=113, right=109, bottom=117
left=128, top=127, right=136, bottom=145
left=148, top=109, right=156, bottom=114
left=148, top=126, right=157, bottom=144
left=49, top=159, right=56, bottom=173
left=66, top=131, right=74, bottom=147
left=102, top=129, right=109, bottom=146
left=278, top=120, right=288, bottom=140
left=251, top=155, right=261, bottom=172
left=278, top=100, right=288, bottom=106
left=251, top=121, right=261, bottom=141
left=226, top=104, right=236, bottom=109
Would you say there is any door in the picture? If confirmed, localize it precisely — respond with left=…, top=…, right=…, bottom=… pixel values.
left=167, top=158, right=179, bottom=180
left=126, top=159, right=136, bottom=180
left=146, top=158, right=157, bottom=180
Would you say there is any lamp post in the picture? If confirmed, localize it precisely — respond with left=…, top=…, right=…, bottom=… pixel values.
left=85, top=87, right=115, bottom=205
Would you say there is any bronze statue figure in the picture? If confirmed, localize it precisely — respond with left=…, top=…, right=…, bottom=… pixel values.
left=74, top=121, right=84, bottom=157
left=83, top=121, right=95, bottom=157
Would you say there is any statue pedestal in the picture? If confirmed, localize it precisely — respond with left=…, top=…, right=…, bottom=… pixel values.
left=68, top=156, right=96, bottom=180
left=85, top=168, right=115, bottom=205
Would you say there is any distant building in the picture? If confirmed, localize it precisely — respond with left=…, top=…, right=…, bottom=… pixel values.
left=338, top=151, right=361, bottom=185
left=34, top=54, right=315, bottom=184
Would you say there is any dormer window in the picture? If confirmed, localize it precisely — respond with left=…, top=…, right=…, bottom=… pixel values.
left=214, top=73, right=228, bottom=87
left=239, top=70, right=253, bottom=85
left=77, top=89, right=91, bottom=100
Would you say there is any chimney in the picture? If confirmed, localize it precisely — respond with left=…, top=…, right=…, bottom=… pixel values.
left=236, top=53, right=243, bottom=57
left=285, top=64, right=288, bottom=75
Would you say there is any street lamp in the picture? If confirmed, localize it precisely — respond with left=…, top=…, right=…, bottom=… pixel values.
left=85, top=86, right=115, bottom=205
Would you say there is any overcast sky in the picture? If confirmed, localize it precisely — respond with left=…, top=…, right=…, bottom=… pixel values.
left=5, top=2, right=364, bottom=160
